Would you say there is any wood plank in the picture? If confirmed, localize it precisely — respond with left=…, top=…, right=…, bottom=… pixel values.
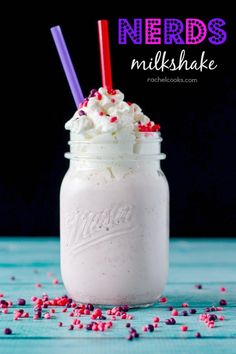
left=0, top=237, right=235, bottom=354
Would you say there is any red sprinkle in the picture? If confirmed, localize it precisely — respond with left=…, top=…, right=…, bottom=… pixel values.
left=159, top=297, right=167, bottom=303
left=110, top=116, right=118, bottom=123
left=95, top=92, right=102, bottom=100
left=58, top=321, right=63, bottom=327
left=99, top=112, right=104, bottom=116
left=107, top=88, right=117, bottom=95
left=138, top=122, right=160, bottom=132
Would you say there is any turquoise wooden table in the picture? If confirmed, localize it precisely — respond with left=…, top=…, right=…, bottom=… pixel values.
left=0, top=238, right=235, bottom=354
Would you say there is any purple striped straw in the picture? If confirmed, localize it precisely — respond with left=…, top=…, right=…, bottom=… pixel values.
left=50, top=26, right=84, bottom=107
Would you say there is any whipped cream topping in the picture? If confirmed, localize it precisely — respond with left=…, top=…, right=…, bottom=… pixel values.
left=65, top=88, right=160, bottom=142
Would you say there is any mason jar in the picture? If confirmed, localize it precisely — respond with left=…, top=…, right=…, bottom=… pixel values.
left=60, top=132, right=169, bottom=306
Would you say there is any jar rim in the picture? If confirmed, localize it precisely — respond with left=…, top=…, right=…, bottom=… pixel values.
left=64, top=152, right=166, bottom=161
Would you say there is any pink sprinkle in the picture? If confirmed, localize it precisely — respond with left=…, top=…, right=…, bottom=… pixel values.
left=171, top=309, right=178, bottom=316
left=84, top=309, right=90, bottom=315
left=36, top=299, right=43, bottom=305
left=154, top=323, right=158, bottom=328
left=111, top=98, right=115, bottom=103
left=44, top=313, right=51, bottom=319
left=33, top=314, right=39, bottom=320
left=105, top=323, right=111, bottom=329
left=199, top=314, right=207, bottom=321
left=152, top=317, right=160, bottom=323
left=94, top=308, right=102, bottom=316
left=35, top=283, right=42, bottom=288
left=78, top=323, right=83, bottom=329
left=73, top=318, right=78, bottom=325
left=92, top=324, right=98, bottom=331
left=31, top=296, right=37, bottom=302
left=0, top=293, right=4, bottom=297
left=58, top=321, right=63, bottom=327
left=218, top=315, right=225, bottom=321
left=121, top=314, right=127, bottom=319
left=180, top=325, right=188, bottom=332
left=220, top=287, right=226, bottom=292
left=62, top=308, right=67, bottom=313
left=216, top=307, right=223, bottom=311
left=111, top=307, right=117, bottom=315
left=115, top=311, right=121, bottom=316
left=208, top=323, right=215, bottom=328
left=71, top=302, right=76, bottom=308
left=181, top=303, right=189, bottom=308
left=110, top=315, right=116, bottom=321
left=52, top=278, right=59, bottom=285
left=22, top=312, right=29, bottom=318
left=127, top=315, right=133, bottom=320
left=90, top=314, right=97, bottom=320
left=69, top=312, right=74, bottom=317
left=2, top=309, right=8, bottom=314
left=142, top=326, right=148, bottom=332
left=106, top=309, right=112, bottom=315
left=7, top=301, right=13, bottom=307
left=99, top=112, right=104, bottom=116
left=159, top=297, right=167, bottom=303
left=50, top=309, right=55, bottom=313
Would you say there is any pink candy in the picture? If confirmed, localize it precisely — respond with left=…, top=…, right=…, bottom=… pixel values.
left=44, top=313, right=51, bottom=319
left=52, top=279, right=59, bottom=285
left=181, top=303, right=189, bottom=308
left=218, top=316, right=225, bottom=321
left=152, top=317, right=160, bottom=323
left=35, top=283, right=42, bottom=288
left=180, top=325, right=188, bottom=332
left=171, top=309, right=178, bottom=316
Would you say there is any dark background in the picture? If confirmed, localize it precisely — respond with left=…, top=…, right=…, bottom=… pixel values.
left=1, top=4, right=236, bottom=236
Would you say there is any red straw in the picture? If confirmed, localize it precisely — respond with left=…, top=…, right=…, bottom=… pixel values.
left=98, top=20, right=113, bottom=91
